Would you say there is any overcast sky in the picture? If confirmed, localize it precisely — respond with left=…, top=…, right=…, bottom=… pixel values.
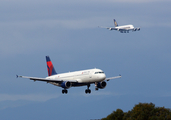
left=0, top=0, right=171, bottom=120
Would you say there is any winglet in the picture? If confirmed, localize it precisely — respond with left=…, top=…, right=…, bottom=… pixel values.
left=16, top=75, right=23, bottom=78
left=46, top=56, right=57, bottom=76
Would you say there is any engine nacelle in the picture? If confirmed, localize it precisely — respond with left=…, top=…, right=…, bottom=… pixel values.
left=61, top=81, right=71, bottom=89
left=137, top=28, right=140, bottom=31
left=97, top=81, right=107, bottom=89
left=134, top=28, right=137, bottom=31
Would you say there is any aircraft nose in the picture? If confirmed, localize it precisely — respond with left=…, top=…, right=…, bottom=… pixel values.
left=101, top=74, right=106, bottom=80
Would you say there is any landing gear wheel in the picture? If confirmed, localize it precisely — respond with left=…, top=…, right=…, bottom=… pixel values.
left=88, top=89, right=91, bottom=93
left=65, top=90, right=68, bottom=94
left=85, top=89, right=89, bottom=94
left=62, top=89, right=68, bottom=94
left=85, top=89, right=91, bottom=94
left=85, top=84, right=91, bottom=94
left=85, top=89, right=88, bottom=94
left=95, top=87, right=98, bottom=91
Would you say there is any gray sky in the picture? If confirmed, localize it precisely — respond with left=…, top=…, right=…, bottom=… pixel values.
left=0, top=0, right=171, bottom=119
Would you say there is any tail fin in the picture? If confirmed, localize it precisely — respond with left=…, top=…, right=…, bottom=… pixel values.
left=46, top=56, right=57, bottom=76
left=113, top=19, right=118, bottom=27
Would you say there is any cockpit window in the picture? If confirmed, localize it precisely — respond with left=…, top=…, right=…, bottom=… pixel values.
left=95, top=72, right=104, bottom=74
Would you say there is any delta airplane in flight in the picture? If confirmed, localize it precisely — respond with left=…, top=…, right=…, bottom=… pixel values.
left=99, top=19, right=140, bottom=33
left=17, top=56, right=121, bottom=94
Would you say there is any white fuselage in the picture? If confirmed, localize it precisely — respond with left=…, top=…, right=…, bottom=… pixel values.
left=115, top=24, right=134, bottom=30
left=46, top=68, right=106, bottom=83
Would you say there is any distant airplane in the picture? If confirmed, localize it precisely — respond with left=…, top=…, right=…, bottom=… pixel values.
left=17, top=56, right=121, bottom=94
left=99, top=19, right=140, bottom=33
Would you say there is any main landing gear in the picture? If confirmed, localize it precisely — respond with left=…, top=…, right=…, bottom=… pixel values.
left=62, top=89, right=68, bottom=94
left=85, top=84, right=91, bottom=94
left=85, top=89, right=91, bottom=94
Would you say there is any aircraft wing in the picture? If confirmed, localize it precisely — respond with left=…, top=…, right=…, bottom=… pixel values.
left=98, top=26, right=116, bottom=30
left=105, top=75, right=121, bottom=81
left=17, top=75, right=78, bottom=83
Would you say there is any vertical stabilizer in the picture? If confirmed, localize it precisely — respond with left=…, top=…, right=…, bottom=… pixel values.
left=46, top=56, right=57, bottom=76
left=113, top=19, right=118, bottom=27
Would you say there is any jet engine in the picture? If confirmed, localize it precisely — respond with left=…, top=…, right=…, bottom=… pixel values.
left=134, top=28, right=137, bottom=31
left=97, top=81, right=107, bottom=89
left=137, top=28, right=140, bottom=31
left=61, top=81, right=71, bottom=89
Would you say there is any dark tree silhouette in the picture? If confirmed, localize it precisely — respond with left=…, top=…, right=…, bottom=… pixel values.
left=101, top=103, right=171, bottom=120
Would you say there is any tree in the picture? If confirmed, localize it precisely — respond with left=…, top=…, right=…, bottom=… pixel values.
left=101, top=103, right=171, bottom=120
left=102, top=109, right=124, bottom=120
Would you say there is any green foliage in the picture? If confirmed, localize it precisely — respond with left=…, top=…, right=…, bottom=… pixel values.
left=101, top=103, right=171, bottom=120
left=103, top=109, right=124, bottom=120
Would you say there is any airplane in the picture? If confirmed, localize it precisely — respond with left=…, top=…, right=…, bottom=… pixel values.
left=17, top=56, right=121, bottom=94
left=99, top=19, right=140, bottom=33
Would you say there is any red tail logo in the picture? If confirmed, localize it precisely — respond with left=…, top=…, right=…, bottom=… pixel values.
left=46, top=56, right=57, bottom=76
